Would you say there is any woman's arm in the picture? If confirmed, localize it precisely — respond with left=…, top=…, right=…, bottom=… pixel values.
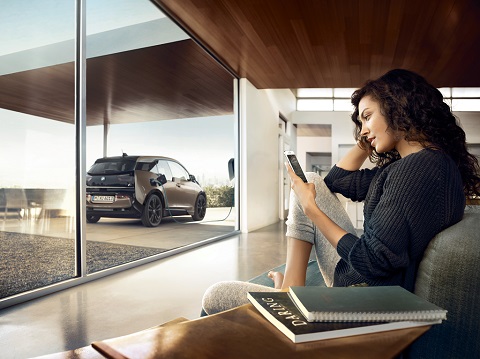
left=324, top=143, right=375, bottom=201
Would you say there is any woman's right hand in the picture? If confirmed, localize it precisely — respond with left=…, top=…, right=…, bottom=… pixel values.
left=285, top=162, right=317, bottom=215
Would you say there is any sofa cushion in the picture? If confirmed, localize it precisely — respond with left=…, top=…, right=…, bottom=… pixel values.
left=408, top=206, right=480, bottom=358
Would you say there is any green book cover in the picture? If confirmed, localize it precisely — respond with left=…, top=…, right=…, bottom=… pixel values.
left=247, top=291, right=440, bottom=344
left=289, top=286, right=447, bottom=322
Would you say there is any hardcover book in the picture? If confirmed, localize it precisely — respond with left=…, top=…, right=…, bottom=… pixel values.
left=247, top=291, right=440, bottom=344
left=289, top=285, right=447, bottom=322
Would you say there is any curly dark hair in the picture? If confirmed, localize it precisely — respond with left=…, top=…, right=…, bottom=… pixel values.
left=351, top=69, right=480, bottom=196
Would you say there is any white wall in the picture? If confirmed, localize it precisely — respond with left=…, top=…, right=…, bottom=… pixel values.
left=293, top=111, right=356, bottom=166
left=457, top=112, right=480, bottom=144
left=296, top=136, right=332, bottom=170
left=239, top=79, right=296, bottom=232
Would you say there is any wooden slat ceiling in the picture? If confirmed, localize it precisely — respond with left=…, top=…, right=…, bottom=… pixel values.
left=0, top=39, right=234, bottom=125
left=154, top=0, right=480, bottom=89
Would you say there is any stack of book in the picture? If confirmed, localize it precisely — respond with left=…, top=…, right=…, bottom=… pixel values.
left=247, top=286, right=447, bottom=344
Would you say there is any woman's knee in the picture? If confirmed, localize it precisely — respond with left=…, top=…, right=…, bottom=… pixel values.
left=306, top=171, right=322, bottom=182
left=201, top=281, right=278, bottom=316
left=201, top=281, right=250, bottom=315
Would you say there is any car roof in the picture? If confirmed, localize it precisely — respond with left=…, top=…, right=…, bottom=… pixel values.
left=94, top=155, right=179, bottom=163
left=136, top=156, right=179, bottom=163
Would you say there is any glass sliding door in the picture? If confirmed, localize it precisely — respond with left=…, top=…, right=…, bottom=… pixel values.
left=84, top=0, right=237, bottom=273
left=0, top=1, right=76, bottom=299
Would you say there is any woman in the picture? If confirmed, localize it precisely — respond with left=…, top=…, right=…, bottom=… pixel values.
left=201, top=69, right=480, bottom=315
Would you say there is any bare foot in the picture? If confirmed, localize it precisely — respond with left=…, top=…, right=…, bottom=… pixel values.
left=268, top=271, right=284, bottom=289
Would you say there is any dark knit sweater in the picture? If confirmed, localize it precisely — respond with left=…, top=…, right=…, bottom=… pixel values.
left=324, top=148, right=465, bottom=291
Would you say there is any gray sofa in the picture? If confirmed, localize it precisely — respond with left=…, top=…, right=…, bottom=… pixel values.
left=249, top=205, right=480, bottom=359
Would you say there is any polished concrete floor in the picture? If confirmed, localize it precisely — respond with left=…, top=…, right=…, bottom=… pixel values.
left=0, top=219, right=289, bottom=359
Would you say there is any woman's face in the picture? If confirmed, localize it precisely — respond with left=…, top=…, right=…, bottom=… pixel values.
left=358, top=95, right=398, bottom=153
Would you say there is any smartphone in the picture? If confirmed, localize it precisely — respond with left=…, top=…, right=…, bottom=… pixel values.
left=284, top=151, right=308, bottom=183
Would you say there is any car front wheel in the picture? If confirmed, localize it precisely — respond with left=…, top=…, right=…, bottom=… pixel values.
left=86, top=215, right=100, bottom=223
left=191, top=193, right=207, bottom=221
left=141, top=194, right=163, bottom=227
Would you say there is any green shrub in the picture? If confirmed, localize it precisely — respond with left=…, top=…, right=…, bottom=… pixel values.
left=204, top=185, right=234, bottom=207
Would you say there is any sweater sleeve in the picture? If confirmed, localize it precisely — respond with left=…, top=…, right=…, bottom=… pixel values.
left=324, top=165, right=378, bottom=201
left=336, top=150, right=463, bottom=281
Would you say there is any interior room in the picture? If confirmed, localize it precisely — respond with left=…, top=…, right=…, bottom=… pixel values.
left=0, top=0, right=479, bottom=358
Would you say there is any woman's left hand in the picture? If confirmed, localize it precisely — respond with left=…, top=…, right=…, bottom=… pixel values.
left=285, top=162, right=317, bottom=215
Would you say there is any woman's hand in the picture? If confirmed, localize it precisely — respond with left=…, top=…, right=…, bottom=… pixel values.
left=285, top=162, right=348, bottom=249
left=285, top=162, right=317, bottom=216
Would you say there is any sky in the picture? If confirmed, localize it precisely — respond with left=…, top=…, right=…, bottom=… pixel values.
left=0, top=0, right=163, bottom=56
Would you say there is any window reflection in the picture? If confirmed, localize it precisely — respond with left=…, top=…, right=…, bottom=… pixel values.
left=0, top=0, right=76, bottom=299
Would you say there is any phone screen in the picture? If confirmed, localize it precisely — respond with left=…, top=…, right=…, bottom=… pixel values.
left=285, top=152, right=308, bottom=183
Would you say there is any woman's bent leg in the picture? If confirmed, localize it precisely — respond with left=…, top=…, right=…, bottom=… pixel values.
left=286, top=172, right=356, bottom=286
left=202, top=173, right=356, bottom=315
left=281, top=236, right=313, bottom=289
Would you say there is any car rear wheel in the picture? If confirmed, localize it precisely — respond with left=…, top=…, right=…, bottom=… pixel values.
left=141, top=194, right=163, bottom=227
left=86, top=215, right=100, bottom=223
left=191, top=193, right=207, bottom=221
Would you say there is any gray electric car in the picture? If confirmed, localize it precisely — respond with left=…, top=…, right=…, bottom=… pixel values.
left=86, top=154, right=206, bottom=227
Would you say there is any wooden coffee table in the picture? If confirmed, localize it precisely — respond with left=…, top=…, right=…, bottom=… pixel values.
left=91, top=304, right=431, bottom=359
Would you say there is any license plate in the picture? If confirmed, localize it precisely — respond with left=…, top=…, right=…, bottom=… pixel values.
left=91, top=195, right=115, bottom=203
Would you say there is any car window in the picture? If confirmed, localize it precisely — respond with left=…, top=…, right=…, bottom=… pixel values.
left=88, top=159, right=136, bottom=174
left=157, top=160, right=173, bottom=181
left=168, top=161, right=189, bottom=181
left=136, top=162, right=156, bottom=172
